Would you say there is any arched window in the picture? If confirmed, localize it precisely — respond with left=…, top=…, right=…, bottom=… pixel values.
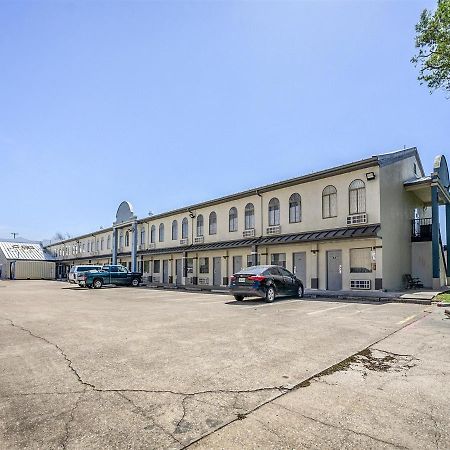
left=209, top=212, right=217, bottom=235
left=150, top=225, right=156, bottom=243
left=125, top=231, right=130, bottom=247
left=289, top=193, right=301, bottom=223
left=182, top=218, right=188, bottom=239
left=82, top=243, right=85, bottom=253
left=229, top=207, right=238, bottom=232
left=140, top=228, right=146, bottom=245
left=107, top=235, right=111, bottom=250
left=172, top=220, right=178, bottom=240
left=349, top=179, right=366, bottom=214
left=322, top=185, right=337, bottom=218
left=244, top=203, right=255, bottom=230
left=119, top=234, right=123, bottom=248
left=159, top=223, right=165, bottom=242
left=87, top=241, right=90, bottom=252
left=268, top=198, right=280, bottom=226
left=196, top=214, right=204, bottom=236
left=100, top=238, right=104, bottom=251
left=96, top=240, right=99, bottom=251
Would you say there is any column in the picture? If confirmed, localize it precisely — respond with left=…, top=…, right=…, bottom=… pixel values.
left=432, top=186, right=440, bottom=289
left=112, top=228, right=118, bottom=265
left=131, top=220, right=137, bottom=272
left=446, top=203, right=450, bottom=281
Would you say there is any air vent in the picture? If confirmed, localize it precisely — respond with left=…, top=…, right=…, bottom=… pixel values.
left=350, top=280, right=371, bottom=290
left=347, top=214, right=367, bottom=226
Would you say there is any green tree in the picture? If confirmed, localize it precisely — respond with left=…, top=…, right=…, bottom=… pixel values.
left=412, top=0, right=450, bottom=94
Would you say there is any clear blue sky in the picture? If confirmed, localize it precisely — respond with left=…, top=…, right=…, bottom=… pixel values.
left=0, top=0, right=448, bottom=241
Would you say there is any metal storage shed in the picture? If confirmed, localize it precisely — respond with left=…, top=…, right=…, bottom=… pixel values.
left=0, top=241, right=55, bottom=280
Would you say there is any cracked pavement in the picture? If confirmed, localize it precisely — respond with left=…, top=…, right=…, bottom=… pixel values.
left=0, top=281, right=449, bottom=449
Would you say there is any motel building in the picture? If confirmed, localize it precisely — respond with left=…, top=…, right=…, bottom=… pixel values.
left=46, top=148, right=450, bottom=291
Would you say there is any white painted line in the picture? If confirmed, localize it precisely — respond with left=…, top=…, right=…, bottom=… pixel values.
left=396, top=314, right=418, bottom=325
left=307, top=304, right=351, bottom=315
left=241, top=299, right=302, bottom=309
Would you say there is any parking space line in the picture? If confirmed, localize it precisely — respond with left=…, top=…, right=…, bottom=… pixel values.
left=307, top=304, right=351, bottom=315
left=396, top=314, right=418, bottom=325
left=241, top=299, right=302, bottom=309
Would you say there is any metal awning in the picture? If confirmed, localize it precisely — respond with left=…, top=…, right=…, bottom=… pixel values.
left=136, top=224, right=381, bottom=256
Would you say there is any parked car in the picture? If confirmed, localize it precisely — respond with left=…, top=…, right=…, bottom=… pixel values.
left=68, top=265, right=102, bottom=284
left=229, top=265, right=304, bottom=302
left=77, top=265, right=142, bottom=289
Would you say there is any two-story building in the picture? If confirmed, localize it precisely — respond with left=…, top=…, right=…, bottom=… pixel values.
left=46, top=147, right=450, bottom=291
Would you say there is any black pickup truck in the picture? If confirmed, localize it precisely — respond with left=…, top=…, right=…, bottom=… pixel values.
left=77, top=265, right=142, bottom=289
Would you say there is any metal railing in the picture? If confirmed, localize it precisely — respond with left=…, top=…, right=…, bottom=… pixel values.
left=411, top=218, right=432, bottom=241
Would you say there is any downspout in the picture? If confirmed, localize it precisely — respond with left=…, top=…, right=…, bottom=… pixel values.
left=255, top=189, right=263, bottom=266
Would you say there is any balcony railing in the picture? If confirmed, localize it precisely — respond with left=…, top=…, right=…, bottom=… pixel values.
left=411, top=218, right=432, bottom=241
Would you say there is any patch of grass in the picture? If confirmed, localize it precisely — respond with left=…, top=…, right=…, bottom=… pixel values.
left=436, top=293, right=450, bottom=302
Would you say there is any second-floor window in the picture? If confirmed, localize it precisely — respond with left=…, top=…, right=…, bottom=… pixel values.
left=268, top=198, right=280, bottom=226
left=125, top=231, right=130, bottom=247
left=349, top=179, right=366, bottom=214
left=229, top=207, right=238, bottom=232
left=245, top=203, right=254, bottom=230
left=197, top=214, right=204, bottom=236
left=150, top=225, right=156, bottom=243
left=100, top=238, right=104, bottom=251
left=172, top=220, right=178, bottom=240
left=289, top=193, right=301, bottom=223
left=119, top=234, right=123, bottom=248
left=140, top=228, right=145, bottom=245
left=209, top=212, right=217, bottom=235
left=322, top=185, right=337, bottom=218
left=159, top=223, right=165, bottom=242
left=107, top=235, right=111, bottom=249
left=182, top=217, right=188, bottom=239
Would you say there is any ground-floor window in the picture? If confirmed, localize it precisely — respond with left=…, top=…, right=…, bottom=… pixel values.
left=185, top=258, right=194, bottom=276
left=199, top=257, right=209, bottom=274
left=271, top=253, right=286, bottom=268
left=233, top=256, right=243, bottom=274
left=350, top=248, right=372, bottom=273
left=154, top=260, right=161, bottom=273
left=143, top=261, right=150, bottom=272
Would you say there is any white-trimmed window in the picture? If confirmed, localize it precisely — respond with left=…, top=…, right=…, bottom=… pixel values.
left=107, top=235, right=111, bottom=250
left=229, top=207, right=238, bottom=232
left=270, top=253, right=286, bottom=268
left=289, top=193, right=301, bottom=223
left=119, top=234, right=123, bottom=248
left=268, top=198, right=280, bottom=226
left=182, top=218, right=188, bottom=239
left=199, top=257, right=209, bottom=274
left=150, top=225, right=156, bottom=243
left=159, top=223, right=164, bottom=242
left=209, top=212, right=217, bottom=235
left=172, top=220, right=178, bottom=240
left=100, top=238, right=104, bottom=251
left=125, top=231, right=130, bottom=247
left=245, top=203, right=255, bottom=230
left=350, top=248, right=372, bottom=273
left=349, top=179, right=366, bottom=214
left=140, top=228, right=145, bottom=245
left=197, top=214, right=204, bottom=237
left=322, top=185, right=337, bottom=218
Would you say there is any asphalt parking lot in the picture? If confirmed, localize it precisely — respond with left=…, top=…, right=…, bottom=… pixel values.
left=0, top=281, right=449, bottom=450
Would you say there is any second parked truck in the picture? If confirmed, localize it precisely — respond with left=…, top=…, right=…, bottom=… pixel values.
left=78, top=265, right=142, bottom=289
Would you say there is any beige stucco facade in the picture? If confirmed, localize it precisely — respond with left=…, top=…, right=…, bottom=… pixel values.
left=46, top=148, right=446, bottom=291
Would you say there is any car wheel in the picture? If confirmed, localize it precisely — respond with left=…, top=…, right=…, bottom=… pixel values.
left=297, top=285, right=304, bottom=298
left=93, top=278, right=103, bottom=289
left=234, top=295, right=244, bottom=301
left=131, top=278, right=140, bottom=287
left=265, top=286, right=276, bottom=303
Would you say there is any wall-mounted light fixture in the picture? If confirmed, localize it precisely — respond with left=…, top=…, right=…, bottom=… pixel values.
left=366, top=172, right=376, bottom=181
left=311, top=249, right=319, bottom=254
left=187, top=209, right=196, bottom=218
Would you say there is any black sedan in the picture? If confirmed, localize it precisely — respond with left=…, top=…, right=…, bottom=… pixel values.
left=229, top=265, right=304, bottom=302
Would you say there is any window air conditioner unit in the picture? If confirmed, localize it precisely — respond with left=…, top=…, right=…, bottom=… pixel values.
left=243, top=229, right=255, bottom=238
left=180, top=238, right=189, bottom=245
left=266, top=226, right=281, bottom=235
left=350, top=280, right=371, bottom=290
left=194, top=236, right=204, bottom=244
left=198, top=277, right=209, bottom=285
left=347, top=213, right=367, bottom=226
left=148, top=243, right=156, bottom=249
